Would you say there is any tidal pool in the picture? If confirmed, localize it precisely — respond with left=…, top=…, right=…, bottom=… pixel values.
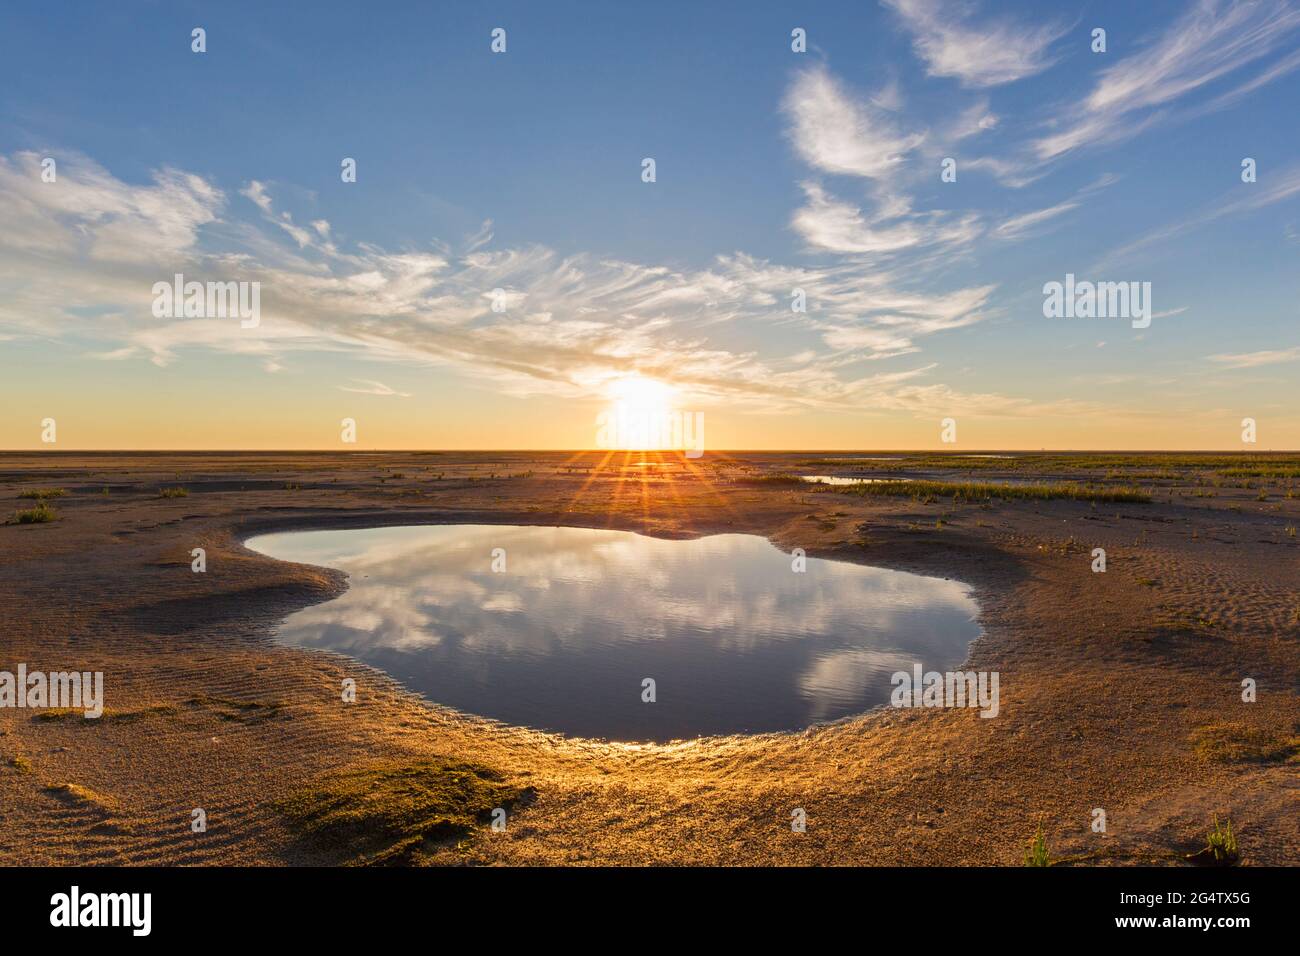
left=800, top=475, right=902, bottom=485
left=246, top=525, right=980, bottom=742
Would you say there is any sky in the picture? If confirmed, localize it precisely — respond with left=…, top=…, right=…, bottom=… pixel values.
left=1, top=0, right=1299, bottom=450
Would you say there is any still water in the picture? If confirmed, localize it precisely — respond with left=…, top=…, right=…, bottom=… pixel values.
left=800, top=475, right=902, bottom=485
left=246, top=525, right=980, bottom=742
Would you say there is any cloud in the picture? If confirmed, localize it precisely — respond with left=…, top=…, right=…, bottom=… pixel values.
left=780, top=64, right=995, bottom=260
left=1034, top=0, right=1300, bottom=160
left=791, top=182, right=925, bottom=253
left=464, top=219, right=494, bottom=253
left=789, top=181, right=983, bottom=257
left=992, top=199, right=1079, bottom=240
left=958, top=154, right=1047, bottom=189
left=781, top=66, right=924, bottom=179
left=241, top=179, right=336, bottom=253
left=818, top=325, right=920, bottom=358
left=0, top=151, right=221, bottom=264
left=1209, top=347, right=1300, bottom=369
left=985, top=170, right=1115, bottom=238
left=240, top=180, right=273, bottom=214
left=0, top=149, right=1072, bottom=424
left=338, top=379, right=413, bottom=397
left=882, top=0, right=1067, bottom=88
left=947, top=99, right=999, bottom=141
left=1097, top=163, right=1300, bottom=267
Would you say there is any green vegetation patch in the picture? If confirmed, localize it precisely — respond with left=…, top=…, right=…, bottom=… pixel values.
left=1185, top=815, right=1240, bottom=866
left=1215, top=467, right=1300, bottom=478
left=1191, top=723, right=1300, bottom=764
left=841, top=479, right=1151, bottom=504
left=275, top=758, right=523, bottom=865
left=33, top=704, right=177, bottom=724
left=183, top=695, right=285, bottom=723
left=1023, top=822, right=1050, bottom=867
left=17, top=488, right=68, bottom=500
left=10, top=503, right=58, bottom=524
left=1205, top=815, right=1238, bottom=864
left=795, top=453, right=1300, bottom=473
left=157, top=486, right=189, bottom=498
left=735, top=473, right=808, bottom=485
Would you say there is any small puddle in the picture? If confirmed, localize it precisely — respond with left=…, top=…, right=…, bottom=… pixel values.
left=800, top=475, right=904, bottom=486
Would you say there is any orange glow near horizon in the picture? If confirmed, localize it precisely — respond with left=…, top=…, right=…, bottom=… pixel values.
left=2, top=366, right=1299, bottom=451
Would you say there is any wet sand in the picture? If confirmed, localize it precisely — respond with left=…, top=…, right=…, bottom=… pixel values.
left=0, top=451, right=1296, bottom=865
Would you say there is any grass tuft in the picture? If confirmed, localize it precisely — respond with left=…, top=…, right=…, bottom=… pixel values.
left=1186, top=814, right=1241, bottom=865
left=1206, top=815, right=1238, bottom=863
left=11, top=502, right=57, bottom=524
left=1023, top=822, right=1050, bottom=866
left=274, top=758, right=523, bottom=865
left=157, top=486, right=189, bottom=498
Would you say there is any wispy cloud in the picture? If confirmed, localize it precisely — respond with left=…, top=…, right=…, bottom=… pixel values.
left=947, top=99, right=999, bottom=141
left=882, top=0, right=1068, bottom=88
left=782, top=65, right=986, bottom=257
left=992, top=199, right=1079, bottom=240
left=781, top=65, right=924, bottom=179
left=0, top=150, right=1039, bottom=420
left=241, top=179, right=336, bottom=253
left=791, top=182, right=925, bottom=253
left=1034, top=0, right=1300, bottom=160
left=338, top=379, right=413, bottom=397
left=0, top=151, right=220, bottom=264
left=990, top=174, right=1118, bottom=240
left=1097, top=163, right=1300, bottom=267
left=1209, top=346, right=1300, bottom=369
left=464, top=219, right=494, bottom=253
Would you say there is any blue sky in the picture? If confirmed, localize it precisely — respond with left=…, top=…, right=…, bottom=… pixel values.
left=1, top=0, right=1299, bottom=448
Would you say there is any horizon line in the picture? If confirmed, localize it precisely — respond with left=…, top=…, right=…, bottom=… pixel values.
left=1, top=448, right=1297, bottom=455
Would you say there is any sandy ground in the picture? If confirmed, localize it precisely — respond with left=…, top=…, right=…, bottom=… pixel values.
left=0, top=451, right=1295, bottom=866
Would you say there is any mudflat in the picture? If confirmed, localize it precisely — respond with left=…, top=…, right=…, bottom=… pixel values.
left=0, top=451, right=1296, bottom=865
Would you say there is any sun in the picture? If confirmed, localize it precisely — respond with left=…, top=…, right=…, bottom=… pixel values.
left=608, top=375, right=675, bottom=410
left=601, top=375, right=678, bottom=450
